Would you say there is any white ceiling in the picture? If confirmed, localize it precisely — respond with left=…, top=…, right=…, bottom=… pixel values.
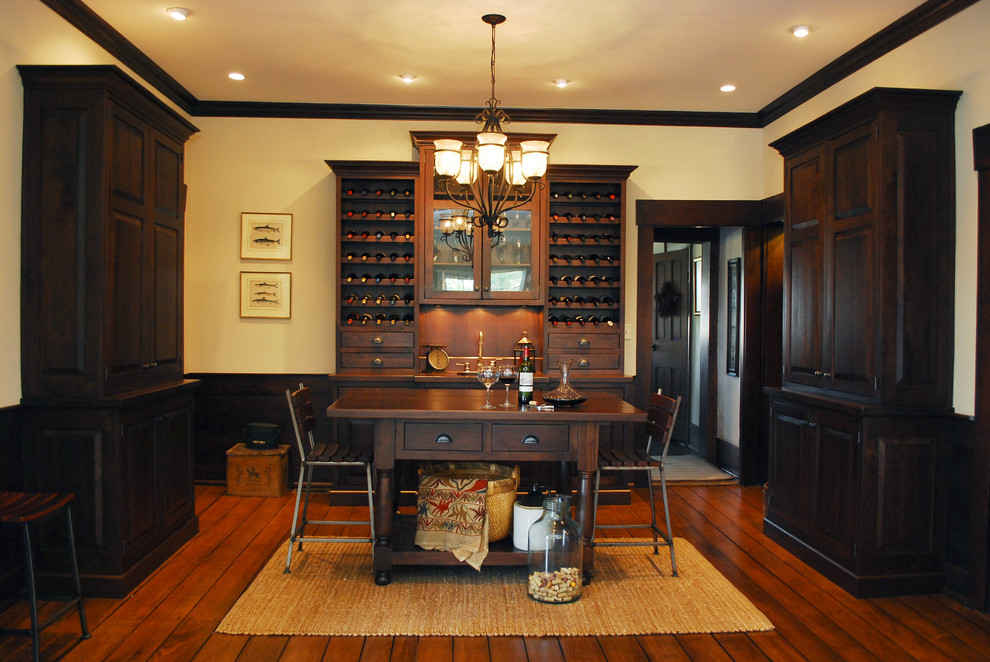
left=83, top=0, right=928, bottom=113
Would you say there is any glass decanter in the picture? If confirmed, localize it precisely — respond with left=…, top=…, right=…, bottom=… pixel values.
left=542, top=358, right=585, bottom=405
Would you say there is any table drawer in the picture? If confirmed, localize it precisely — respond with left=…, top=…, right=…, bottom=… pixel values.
left=492, top=423, right=569, bottom=452
left=404, top=422, right=483, bottom=451
left=548, top=332, right=620, bottom=350
left=339, top=351, right=415, bottom=369
left=546, top=351, right=620, bottom=372
left=340, top=331, right=414, bottom=348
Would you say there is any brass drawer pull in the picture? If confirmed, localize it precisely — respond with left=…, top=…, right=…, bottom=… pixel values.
left=371, top=357, right=384, bottom=366
left=434, top=434, right=453, bottom=444
left=578, top=359, right=590, bottom=367
left=372, top=336, right=383, bottom=344
left=522, top=435, right=539, bottom=445
left=578, top=338, right=591, bottom=347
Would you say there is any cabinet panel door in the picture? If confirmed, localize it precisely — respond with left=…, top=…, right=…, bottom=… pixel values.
left=120, top=413, right=160, bottom=562
left=767, top=400, right=815, bottom=531
left=106, top=210, right=147, bottom=392
left=147, top=131, right=185, bottom=383
left=783, top=147, right=825, bottom=388
left=158, top=402, right=195, bottom=531
left=811, top=411, right=860, bottom=563
left=826, top=125, right=878, bottom=398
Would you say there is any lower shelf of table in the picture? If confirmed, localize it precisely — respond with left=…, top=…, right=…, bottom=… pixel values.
left=388, top=515, right=529, bottom=566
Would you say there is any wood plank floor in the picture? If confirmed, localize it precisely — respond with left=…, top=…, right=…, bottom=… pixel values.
left=2, top=483, right=990, bottom=661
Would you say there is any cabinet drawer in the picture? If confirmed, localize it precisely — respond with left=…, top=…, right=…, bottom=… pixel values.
left=404, top=422, right=483, bottom=451
left=340, top=331, right=414, bottom=348
left=546, top=351, right=620, bottom=372
left=492, top=423, right=569, bottom=452
left=548, top=332, right=620, bottom=350
left=339, top=351, right=415, bottom=369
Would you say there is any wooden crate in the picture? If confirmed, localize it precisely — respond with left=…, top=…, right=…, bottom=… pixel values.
left=226, top=443, right=289, bottom=497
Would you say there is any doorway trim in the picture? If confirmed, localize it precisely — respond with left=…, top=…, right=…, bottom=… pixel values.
left=635, top=199, right=778, bottom=485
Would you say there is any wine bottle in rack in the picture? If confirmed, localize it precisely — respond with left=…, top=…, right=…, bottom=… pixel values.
left=375, top=313, right=387, bottom=325
left=602, top=316, right=614, bottom=326
left=361, top=313, right=373, bottom=325
left=344, top=274, right=356, bottom=283
left=345, top=312, right=358, bottom=325
left=402, top=314, right=413, bottom=326
left=360, top=273, right=370, bottom=283
left=549, top=316, right=559, bottom=327
left=388, top=314, right=399, bottom=325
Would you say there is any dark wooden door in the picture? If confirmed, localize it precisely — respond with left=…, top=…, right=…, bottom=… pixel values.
left=651, top=247, right=691, bottom=446
left=825, top=124, right=878, bottom=398
left=783, top=145, right=826, bottom=390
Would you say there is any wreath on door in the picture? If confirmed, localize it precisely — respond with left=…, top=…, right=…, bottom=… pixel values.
left=655, top=280, right=680, bottom=317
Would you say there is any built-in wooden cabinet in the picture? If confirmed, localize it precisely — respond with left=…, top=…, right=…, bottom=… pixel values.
left=545, top=166, right=634, bottom=376
left=327, top=161, right=419, bottom=372
left=18, top=65, right=199, bottom=596
left=766, top=87, right=960, bottom=597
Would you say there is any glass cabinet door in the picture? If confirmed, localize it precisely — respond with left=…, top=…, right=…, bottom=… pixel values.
left=426, top=208, right=481, bottom=299
left=485, top=209, right=536, bottom=299
left=424, top=206, right=542, bottom=302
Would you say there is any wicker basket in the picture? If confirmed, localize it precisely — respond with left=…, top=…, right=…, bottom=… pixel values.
left=418, top=462, right=520, bottom=542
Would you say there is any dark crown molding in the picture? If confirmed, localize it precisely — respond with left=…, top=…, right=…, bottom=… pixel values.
left=39, top=0, right=979, bottom=128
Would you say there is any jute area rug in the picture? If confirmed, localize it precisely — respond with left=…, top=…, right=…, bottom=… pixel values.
left=217, top=539, right=772, bottom=637
left=658, top=454, right=738, bottom=485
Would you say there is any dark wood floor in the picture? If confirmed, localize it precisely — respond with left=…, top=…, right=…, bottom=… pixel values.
left=2, top=482, right=990, bottom=661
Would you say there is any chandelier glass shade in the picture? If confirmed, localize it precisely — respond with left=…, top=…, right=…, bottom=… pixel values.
left=433, top=14, right=549, bottom=239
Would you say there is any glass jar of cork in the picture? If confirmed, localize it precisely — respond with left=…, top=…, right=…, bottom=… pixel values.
left=527, top=495, right=582, bottom=603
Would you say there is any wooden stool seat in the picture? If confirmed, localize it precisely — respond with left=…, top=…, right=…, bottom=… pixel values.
left=0, top=491, right=90, bottom=662
left=0, top=492, right=75, bottom=524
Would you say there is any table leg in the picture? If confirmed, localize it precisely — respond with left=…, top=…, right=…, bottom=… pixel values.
left=373, top=468, right=393, bottom=586
left=577, top=469, right=594, bottom=585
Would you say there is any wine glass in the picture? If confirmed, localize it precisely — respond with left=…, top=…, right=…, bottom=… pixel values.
left=497, top=365, right=518, bottom=408
left=477, top=365, right=497, bottom=409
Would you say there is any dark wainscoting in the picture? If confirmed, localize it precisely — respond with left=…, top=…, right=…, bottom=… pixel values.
left=0, top=404, right=24, bottom=592
left=943, top=413, right=978, bottom=605
left=188, top=373, right=335, bottom=483
left=0, top=404, right=23, bottom=491
left=715, top=436, right=741, bottom=477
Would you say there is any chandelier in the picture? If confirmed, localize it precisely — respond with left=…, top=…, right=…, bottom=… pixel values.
left=433, top=14, right=550, bottom=240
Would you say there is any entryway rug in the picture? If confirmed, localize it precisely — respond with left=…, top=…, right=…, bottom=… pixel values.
left=216, top=539, right=772, bottom=637
left=660, top=453, right=738, bottom=484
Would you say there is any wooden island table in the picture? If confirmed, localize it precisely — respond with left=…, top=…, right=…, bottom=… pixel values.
left=326, top=387, right=647, bottom=585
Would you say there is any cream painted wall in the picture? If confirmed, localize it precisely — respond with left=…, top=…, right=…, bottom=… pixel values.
left=760, top=0, right=990, bottom=416
left=3, top=0, right=989, bottom=421
left=184, top=121, right=764, bottom=374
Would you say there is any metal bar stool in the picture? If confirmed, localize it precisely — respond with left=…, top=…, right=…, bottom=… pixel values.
left=284, top=383, right=375, bottom=573
left=0, top=492, right=90, bottom=662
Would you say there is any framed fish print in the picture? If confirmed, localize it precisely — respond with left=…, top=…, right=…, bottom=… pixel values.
left=240, top=271, right=291, bottom=318
left=241, top=212, right=292, bottom=260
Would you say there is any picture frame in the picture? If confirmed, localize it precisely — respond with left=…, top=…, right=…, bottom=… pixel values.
left=726, top=257, right=741, bottom=376
left=693, top=256, right=703, bottom=315
left=240, top=271, right=291, bottom=318
left=240, top=212, right=292, bottom=260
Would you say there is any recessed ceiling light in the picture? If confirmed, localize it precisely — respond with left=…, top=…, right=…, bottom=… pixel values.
left=399, top=74, right=416, bottom=84
left=167, top=7, right=191, bottom=21
left=720, top=84, right=736, bottom=93
left=228, top=72, right=245, bottom=81
left=790, top=25, right=810, bottom=38
left=552, top=79, right=569, bottom=88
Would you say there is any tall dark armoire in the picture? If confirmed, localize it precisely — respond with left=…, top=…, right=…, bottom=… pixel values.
left=765, top=87, right=961, bottom=597
left=18, top=65, right=200, bottom=597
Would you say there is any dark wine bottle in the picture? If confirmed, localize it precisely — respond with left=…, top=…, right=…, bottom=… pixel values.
left=345, top=312, right=358, bottom=325
left=518, top=345, right=534, bottom=405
